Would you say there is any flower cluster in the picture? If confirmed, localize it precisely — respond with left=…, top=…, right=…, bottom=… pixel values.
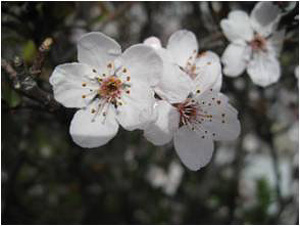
left=50, top=2, right=285, bottom=171
left=50, top=30, right=240, bottom=171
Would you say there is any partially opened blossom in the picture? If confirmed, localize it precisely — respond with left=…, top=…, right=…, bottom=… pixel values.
left=143, top=30, right=240, bottom=171
left=50, top=32, right=162, bottom=148
left=144, top=30, right=222, bottom=103
left=220, top=2, right=285, bottom=87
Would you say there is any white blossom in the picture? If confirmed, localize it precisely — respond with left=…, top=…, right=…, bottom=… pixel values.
left=143, top=30, right=241, bottom=171
left=144, top=30, right=223, bottom=103
left=220, top=2, right=284, bottom=87
left=50, top=32, right=162, bottom=148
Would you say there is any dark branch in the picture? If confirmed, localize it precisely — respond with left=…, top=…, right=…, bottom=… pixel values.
left=29, top=37, right=53, bottom=77
left=1, top=38, right=60, bottom=112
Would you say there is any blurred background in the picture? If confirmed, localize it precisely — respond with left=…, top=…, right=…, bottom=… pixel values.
left=1, top=2, right=299, bottom=224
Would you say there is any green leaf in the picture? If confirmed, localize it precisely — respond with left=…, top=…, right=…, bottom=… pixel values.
left=23, top=40, right=37, bottom=64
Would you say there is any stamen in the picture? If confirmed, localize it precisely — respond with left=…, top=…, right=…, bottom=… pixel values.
left=173, top=97, right=217, bottom=139
left=87, top=65, right=132, bottom=122
left=250, top=34, right=267, bottom=51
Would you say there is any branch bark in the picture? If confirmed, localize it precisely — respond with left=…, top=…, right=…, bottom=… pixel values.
left=1, top=38, right=60, bottom=112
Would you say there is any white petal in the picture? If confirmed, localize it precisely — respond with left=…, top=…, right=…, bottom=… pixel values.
left=77, top=32, right=122, bottom=72
left=194, top=91, right=241, bottom=141
left=70, top=102, right=119, bottom=148
left=143, top=101, right=179, bottom=146
left=154, top=48, right=193, bottom=103
left=250, top=2, right=281, bottom=37
left=220, top=10, right=254, bottom=43
left=167, top=30, right=198, bottom=68
left=221, top=44, right=251, bottom=77
left=214, top=73, right=223, bottom=92
left=174, top=125, right=214, bottom=171
left=268, top=29, right=285, bottom=57
left=116, top=82, right=156, bottom=131
left=117, top=44, right=163, bottom=87
left=143, top=36, right=162, bottom=50
left=193, top=51, right=222, bottom=92
left=247, top=52, right=281, bottom=87
left=49, top=63, right=99, bottom=108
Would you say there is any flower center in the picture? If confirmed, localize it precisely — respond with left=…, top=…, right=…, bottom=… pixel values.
left=173, top=98, right=199, bottom=126
left=80, top=62, right=132, bottom=121
left=250, top=34, right=266, bottom=51
left=99, top=76, right=123, bottom=100
left=183, top=49, right=198, bottom=79
left=181, top=50, right=212, bottom=80
left=185, top=63, right=197, bottom=79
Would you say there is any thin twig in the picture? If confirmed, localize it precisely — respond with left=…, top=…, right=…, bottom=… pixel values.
left=30, top=37, right=53, bottom=77
left=1, top=59, right=17, bottom=79
left=1, top=59, right=21, bottom=89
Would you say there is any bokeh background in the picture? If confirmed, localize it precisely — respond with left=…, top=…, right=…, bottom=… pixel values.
left=1, top=2, right=299, bottom=224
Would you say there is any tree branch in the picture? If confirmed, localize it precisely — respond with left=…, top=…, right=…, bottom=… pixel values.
left=1, top=38, right=60, bottom=112
left=29, top=37, right=53, bottom=77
